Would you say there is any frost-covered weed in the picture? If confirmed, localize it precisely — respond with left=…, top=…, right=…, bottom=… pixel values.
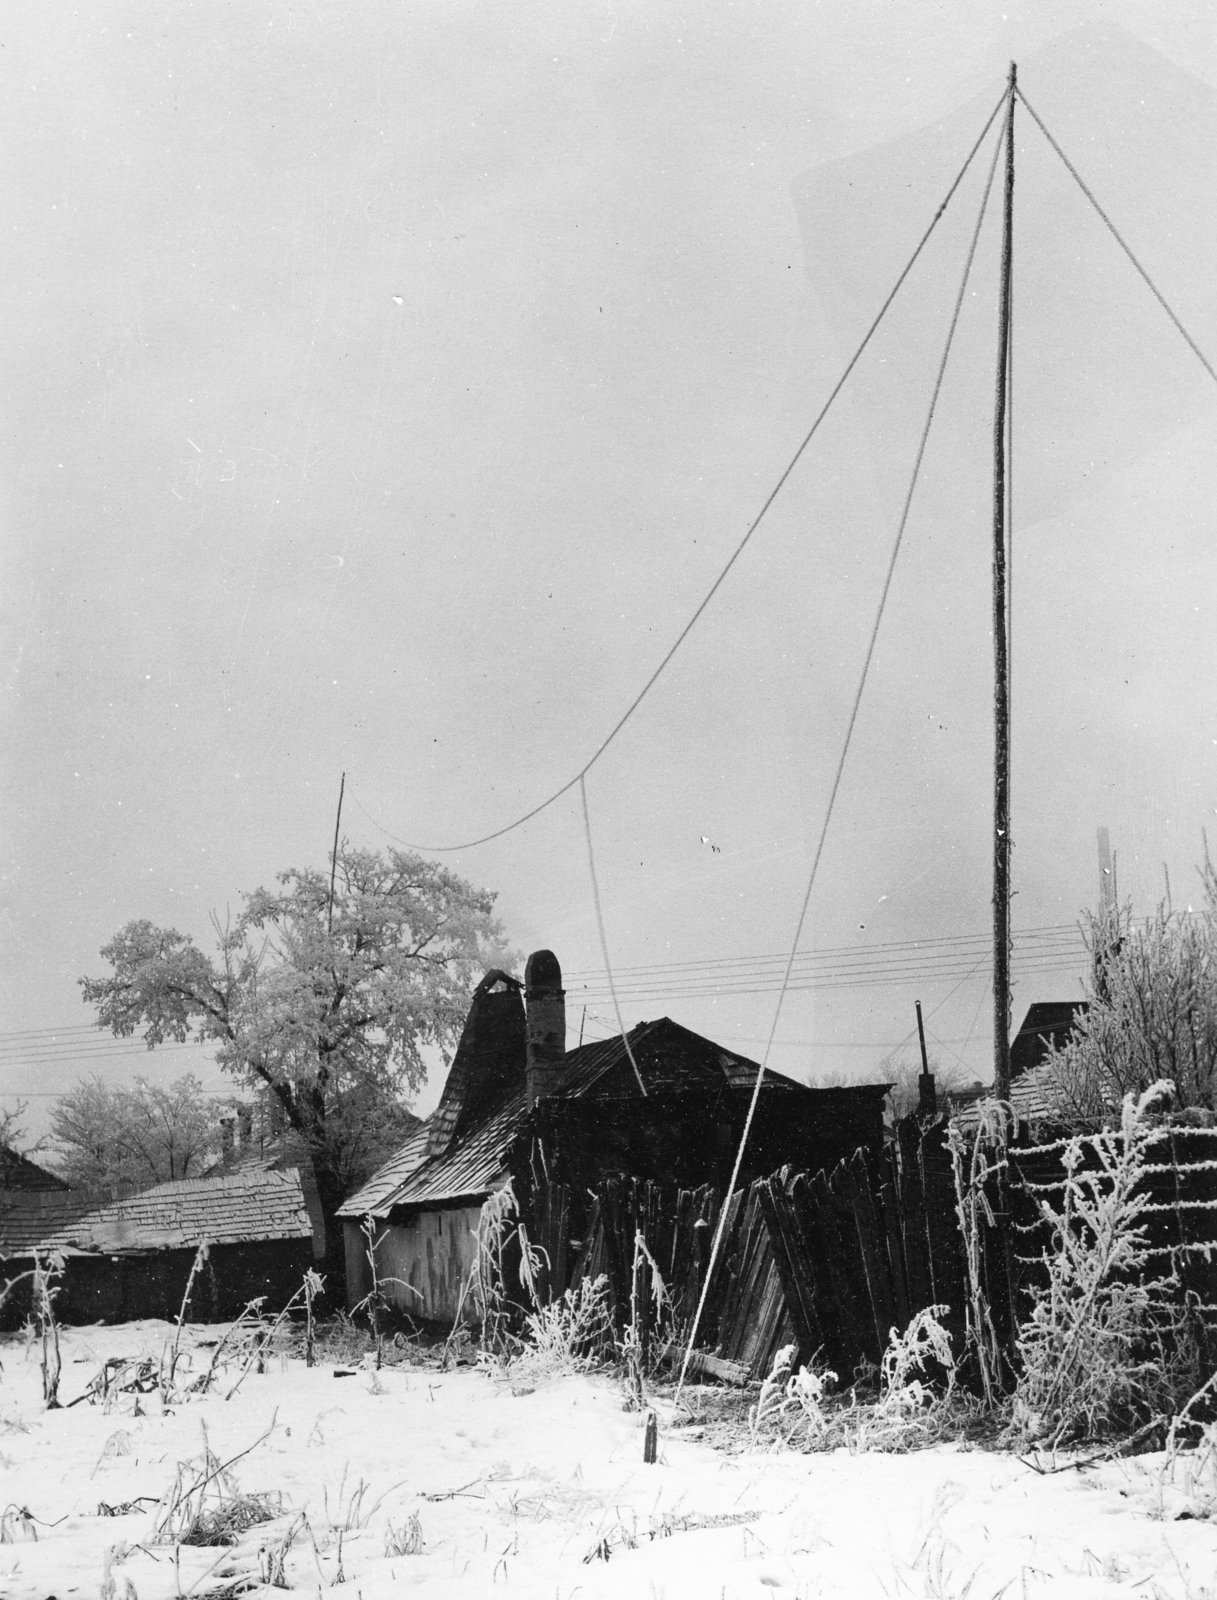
left=949, top=1105, right=1010, bottom=1407
left=748, top=1342, right=797, bottom=1449
left=621, top=1229, right=674, bottom=1408
left=786, top=1365, right=836, bottom=1434
left=513, top=1276, right=612, bottom=1377
left=747, top=1311, right=961, bottom=1453
left=881, top=1306, right=957, bottom=1413
left=1155, top=1370, right=1217, bottom=1520
left=1011, top=1082, right=1178, bottom=1447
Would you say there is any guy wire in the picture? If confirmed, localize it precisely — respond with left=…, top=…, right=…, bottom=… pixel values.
left=351, top=88, right=1011, bottom=855
left=1016, top=87, right=1216, bottom=386
left=580, top=775, right=648, bottom=1097
left=675, top=106, right=1010, bottom=1405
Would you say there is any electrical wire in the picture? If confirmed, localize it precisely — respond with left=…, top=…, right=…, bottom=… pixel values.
left=579, top=774, right=647, bottom=1096
left=348, top=88, right=1010, bottom=857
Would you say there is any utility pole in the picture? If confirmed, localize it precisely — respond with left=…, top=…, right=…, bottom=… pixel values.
left=1097, top=826, right=1114, bottom=912
left=992, top=65, right=1016, bottom=1101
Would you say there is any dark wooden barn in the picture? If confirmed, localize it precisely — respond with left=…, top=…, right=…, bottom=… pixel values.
left=339, top=950, right=888, bottom=1323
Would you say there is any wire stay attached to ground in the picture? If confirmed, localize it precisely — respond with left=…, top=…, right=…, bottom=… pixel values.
left=674, top=99, right=1011, bottom=1404
left=1015, top=87, right=1217, bottom=387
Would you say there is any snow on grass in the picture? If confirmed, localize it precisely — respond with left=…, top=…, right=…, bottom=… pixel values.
left=0, top=1321, right=1215, bottom=1598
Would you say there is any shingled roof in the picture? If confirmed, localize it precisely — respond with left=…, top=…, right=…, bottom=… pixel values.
left=0, top=1189, right=99, bottom=1254
left=339, top=1018, right=810, bottom=1220
left=10, top=1168, right=315, bottom=1256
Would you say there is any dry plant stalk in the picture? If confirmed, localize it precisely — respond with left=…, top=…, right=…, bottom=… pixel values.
left=353, top=1216, right=422, bottom=1366
left=151, top=1415, right=278, bottom=1547
left=32, top=1251, right=64, bottom=1409
left=161, top=1240, right=210, bottom=1399
left=948, top=1104, right=1010, bottom=1407
left=302, top=1267, right=324, bottom=1367
left=621, top=1228, right=672, bottom=1408
left=193, top=1296, right=266, bottom=1396
left=385, top=1510, right=424, bottom=1557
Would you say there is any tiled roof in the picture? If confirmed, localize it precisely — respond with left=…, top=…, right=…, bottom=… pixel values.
left=15, top=1168, right=314, bottom=1255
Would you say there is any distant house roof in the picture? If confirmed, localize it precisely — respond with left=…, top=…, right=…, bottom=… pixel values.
left=340, top=1017, right=827, bottom=1220
left=8, top=1168, right=315, bottom=1257
left=951, top=1001, right=1090, bottom=1133
left=0, top=1189, right=99, bottom=1254
left=1010, top=1001, right=1088, bottom=1080
left=0, top=1147, right=68, bottom=1192
left=952, top=1055, right=1076, bottom=1132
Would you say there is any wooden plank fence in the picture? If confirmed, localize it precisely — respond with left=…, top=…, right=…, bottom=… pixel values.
left=520, top=1113, right=1217, bottom=1382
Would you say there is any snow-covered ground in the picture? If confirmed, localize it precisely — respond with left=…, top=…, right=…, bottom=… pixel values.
left=1, top=1321, right=1215, bottom=1599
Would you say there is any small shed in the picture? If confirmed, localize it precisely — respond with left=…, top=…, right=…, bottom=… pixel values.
left=0, top=1166, right=322, bottom=1329
left=339, top=950, right=889, bottom=1324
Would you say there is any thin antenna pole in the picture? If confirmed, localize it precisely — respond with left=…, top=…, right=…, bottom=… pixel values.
left=915, top=999, right=931, bottom=1075
left=992, top=66, right=1016, bottom=1102
left=328, top=772, right=346, bottom=934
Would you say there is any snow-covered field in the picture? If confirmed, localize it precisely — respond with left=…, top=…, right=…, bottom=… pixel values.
left=1, top=1322, right=1215, bottom=1599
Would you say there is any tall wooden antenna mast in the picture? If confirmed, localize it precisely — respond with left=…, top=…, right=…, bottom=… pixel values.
left=992, top=65, right=1016, bottom=1101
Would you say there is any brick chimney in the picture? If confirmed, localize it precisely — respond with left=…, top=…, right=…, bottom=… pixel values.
left=237, top=1104, right=253, bottom=1149
left=525, top=949, right=566, bottom=1109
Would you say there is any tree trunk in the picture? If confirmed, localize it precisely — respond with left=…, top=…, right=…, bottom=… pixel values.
left=309, top=1154, right=353, bottom=1305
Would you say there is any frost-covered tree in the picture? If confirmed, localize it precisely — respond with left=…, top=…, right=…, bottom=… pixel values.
left=50, top=1074, right=222, bottom=1189
left=1045, top=855, right=1217, bottom=1123
left=80, top=844, right=513, bottom=1276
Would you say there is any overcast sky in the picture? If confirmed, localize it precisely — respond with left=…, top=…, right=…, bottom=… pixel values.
left=3, top=1, right=1215, bottom=1132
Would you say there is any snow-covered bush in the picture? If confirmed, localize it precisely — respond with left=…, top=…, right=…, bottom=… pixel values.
left=1044, top=863, right=1217, bottom=1121
left=1011, top=1082, right=1178, bottom=1447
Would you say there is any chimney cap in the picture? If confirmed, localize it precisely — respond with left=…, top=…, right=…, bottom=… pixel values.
left=524, top=949, right=562, bottom=991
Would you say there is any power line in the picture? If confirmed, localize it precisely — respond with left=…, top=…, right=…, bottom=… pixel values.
left=566, top=937, right=1084, bottom=977
left=0, top=1087, right=239, bottom=1100
left=560, top=921, right=1085, bottom=980
left=0, top=932, right=1089, bottom=1057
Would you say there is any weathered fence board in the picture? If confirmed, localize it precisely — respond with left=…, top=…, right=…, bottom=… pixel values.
left=516, top=1111, right=1217, bottom=1388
